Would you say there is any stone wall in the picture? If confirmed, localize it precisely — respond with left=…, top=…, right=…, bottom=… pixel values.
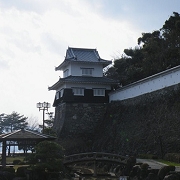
left=54, top=103, right=108, bottom=154
left=94, top=83, right=180, bottom=157
left=54, top=83, right=180, bottom=157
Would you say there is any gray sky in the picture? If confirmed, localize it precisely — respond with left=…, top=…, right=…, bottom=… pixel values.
left=0, top=0, right=180, bottom=125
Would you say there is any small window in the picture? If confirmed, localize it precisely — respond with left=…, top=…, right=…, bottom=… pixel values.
left=63, top=69, right=69, bottom=77
left=81, top=68, right=93, bottom=76
left=93, top=89, right=105, bottom=96
left=72, top=88, right=84, bottom=96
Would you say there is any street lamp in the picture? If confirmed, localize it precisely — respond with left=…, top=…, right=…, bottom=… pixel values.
left=36, top=102, right=50, bottom=133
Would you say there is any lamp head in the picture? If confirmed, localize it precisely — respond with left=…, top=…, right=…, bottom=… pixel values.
left=37, top=102, right=42, bottom=108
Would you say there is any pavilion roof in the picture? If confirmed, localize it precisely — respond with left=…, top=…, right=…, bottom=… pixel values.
left=0, top=129, right=56, bottom=141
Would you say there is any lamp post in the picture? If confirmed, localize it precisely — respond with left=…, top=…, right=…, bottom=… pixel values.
left=36, top=102, right=50, bottom=133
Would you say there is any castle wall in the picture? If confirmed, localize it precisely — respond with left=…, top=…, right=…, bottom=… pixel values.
left=53, top=103, right=108, bottom=153
left=54, top=83, right=180, bottom=155
left=109, top=65, right=180, bottom=101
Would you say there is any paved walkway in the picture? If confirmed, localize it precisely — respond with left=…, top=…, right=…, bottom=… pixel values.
left=137, top=159, right=180, bottom=171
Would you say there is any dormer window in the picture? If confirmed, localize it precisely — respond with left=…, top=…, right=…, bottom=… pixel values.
left=81, top=68, right=93, bottom=76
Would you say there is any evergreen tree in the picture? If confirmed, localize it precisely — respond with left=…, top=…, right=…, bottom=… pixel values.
left=0, top=112, right=28, bottom=132
left=107, top=12, right=180, bottom=85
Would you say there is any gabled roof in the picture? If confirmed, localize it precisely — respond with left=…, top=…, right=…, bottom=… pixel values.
left=56, top=47, right=111, bottom=70
left=48, top=76, right=119, bottom=90
left=0, top=129, right=56, bottom=141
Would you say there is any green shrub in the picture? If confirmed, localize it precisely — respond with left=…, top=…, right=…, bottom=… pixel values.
left=18, top=161, right=26, bottom=165
left=138, top=154, right=158, bottom=159
left=0, top=171, right=15, bottom=180
left=13, top=159, right=21, bottom=165
left=140, top=163, right=149, bottom=170
left=16, top=166, right=27, bottom=177
left=158, top=166, right=175, bottom=180
left=2, top=166, right=15, bottom=174
left=164, top=153, right=180, bottom=163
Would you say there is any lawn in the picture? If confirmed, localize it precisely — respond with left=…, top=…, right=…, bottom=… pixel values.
left=2, top=156, right=29, bottom=171
left=157, top=159, right=180, bottom=166
left=6, top=156, right=25, bottom=164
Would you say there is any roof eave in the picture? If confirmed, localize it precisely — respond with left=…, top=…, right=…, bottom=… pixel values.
left=55, top=59, right=112, bottom=71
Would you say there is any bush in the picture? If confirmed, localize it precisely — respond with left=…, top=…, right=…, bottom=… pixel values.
left=2, top=167, right=15, bottom=174
left=18, top=161, right=26, bottom=165
left=16, top=166, right=27, bottom=177
left=138, top=154, right=158, bottom=159
left=0, top=171, right=15, bottom=180
left=26, top=153, right=36, bottom=164
left=13, top=159, right=21, bottom=165
left=164, top=153, right=180, bottom=163
left=158, top=166, right=175, bottom=180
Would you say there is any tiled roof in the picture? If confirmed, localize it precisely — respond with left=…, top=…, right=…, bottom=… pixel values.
left=49, top=76, right=119, bottom=90
left=56, top=47, right=111, bottom=70
left=0, top=129, right=56, bottom=141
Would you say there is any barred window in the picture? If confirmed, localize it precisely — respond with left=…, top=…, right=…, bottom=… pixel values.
left=72, top=88, right=84, bottom=96
left=81, top=68, right=93, bottom=76
left=93, top=89, right=105, bottom=96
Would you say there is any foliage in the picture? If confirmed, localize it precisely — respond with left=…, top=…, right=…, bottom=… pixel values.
left=43, top=127, right=57, bottom=137
left=28, top=141, right=65, bottom=172
left=164, top=153, right=180, bottom=164
left=16, top=166, right=27, bottom=177
left=138, top=154, right=158, bottom=159
left=2, top=167, right=15, bottom=174
left=158, top=159, right=180, bottom=166
left=12, top=159, right=21, bottom=165
left=106, top=12, right=180, bottom=86
left=0, top=112, right=28, bottom=133
left=35, top=141, right=64, bottom=161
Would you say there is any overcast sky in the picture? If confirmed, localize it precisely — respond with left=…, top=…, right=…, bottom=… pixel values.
left=0, top=0, right=180, bottom=126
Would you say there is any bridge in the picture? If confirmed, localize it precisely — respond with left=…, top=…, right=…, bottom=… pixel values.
left=63, top=152, right=128, bottom=176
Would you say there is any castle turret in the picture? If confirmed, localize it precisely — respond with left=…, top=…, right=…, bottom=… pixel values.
left=49, top=47, right=118, bottom=106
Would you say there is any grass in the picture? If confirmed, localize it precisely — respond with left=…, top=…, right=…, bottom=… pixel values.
left=6, top=156, right=25, bottom=164
left=0, top=156, right=29, bottom=171
left=157, top=159, right=180, bottom=166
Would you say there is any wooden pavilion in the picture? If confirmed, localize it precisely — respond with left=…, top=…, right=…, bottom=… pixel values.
left=0, top=129, right=56, bottom=167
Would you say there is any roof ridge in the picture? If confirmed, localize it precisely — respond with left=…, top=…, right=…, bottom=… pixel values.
left=94, top=49, right=100, bottom=59
left=24, top=129, right=48, bottom=138
left=69, top=47, right=96, bottom=51
left=70, top=48, right=76, bottom=58
left=2, top=129, right=21, bottom=138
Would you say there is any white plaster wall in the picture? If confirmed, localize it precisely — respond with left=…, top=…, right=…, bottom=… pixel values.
left=56, top=83, right=111, bottom=91
left=62, top=62, right=103, bottom=77
left=109, top=65, right=180, bottom=102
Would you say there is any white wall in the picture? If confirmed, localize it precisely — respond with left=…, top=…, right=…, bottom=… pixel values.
left=109, top=65, right=180, bottom=102
left=63, top=62, right=103, bottom=77
left=56, top=83, right=111, bottom=92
